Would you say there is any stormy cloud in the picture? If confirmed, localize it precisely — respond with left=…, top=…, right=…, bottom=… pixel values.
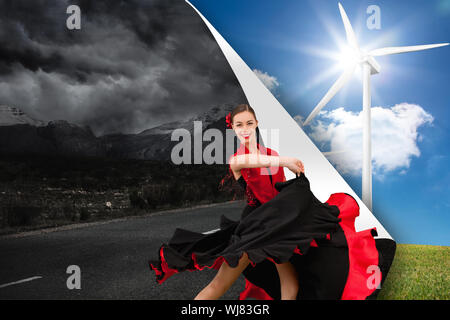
left=0, top=0, right=247, bottom=135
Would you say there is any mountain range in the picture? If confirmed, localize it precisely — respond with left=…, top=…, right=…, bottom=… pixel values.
left=0, top=104, right=236, bottom=162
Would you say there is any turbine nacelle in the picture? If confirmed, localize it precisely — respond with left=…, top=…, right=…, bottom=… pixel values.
left=363, top=55, right=381, bottom=75
left=340, top=49, right=381, bottom=74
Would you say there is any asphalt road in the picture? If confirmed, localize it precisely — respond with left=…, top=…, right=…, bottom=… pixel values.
left=0, top=201, right=247, bottom=300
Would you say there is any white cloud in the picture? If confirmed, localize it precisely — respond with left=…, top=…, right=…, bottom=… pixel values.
left=253, top=69, right=279, bottom=92
left=293, top=114, right=304, bottom=126
left=305, top=103, right=434, bottom=178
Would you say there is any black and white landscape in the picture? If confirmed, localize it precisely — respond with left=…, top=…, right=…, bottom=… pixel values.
left=0, top=103, right=237, bottom=161
left=0, top=1, right=247, bottom=240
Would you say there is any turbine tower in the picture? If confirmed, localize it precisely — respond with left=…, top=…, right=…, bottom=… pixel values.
left=303, top=2, right=448, bottom=211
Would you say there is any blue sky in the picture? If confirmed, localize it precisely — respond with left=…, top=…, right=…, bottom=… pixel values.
left=190, top=0, right=450, bottom=245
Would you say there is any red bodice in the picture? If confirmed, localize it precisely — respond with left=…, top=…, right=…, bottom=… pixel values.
left=229, top=143, right=286, bottom=204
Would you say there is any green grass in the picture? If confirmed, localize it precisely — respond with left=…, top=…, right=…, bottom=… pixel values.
left=378, top=244, right=449, bottom=300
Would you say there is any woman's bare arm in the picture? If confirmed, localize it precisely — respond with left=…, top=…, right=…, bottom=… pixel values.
left=229, top=154, right=304, bottom=179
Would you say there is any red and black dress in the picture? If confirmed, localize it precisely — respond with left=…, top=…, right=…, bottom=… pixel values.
left=149, top=143, right=396, bottom=300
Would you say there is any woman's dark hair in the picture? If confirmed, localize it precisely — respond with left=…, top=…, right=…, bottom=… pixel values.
left=229, top=104, right=258, bottom=125
left=218, top=103, right=260, bottom=201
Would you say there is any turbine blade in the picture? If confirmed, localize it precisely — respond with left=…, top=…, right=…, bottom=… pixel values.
left=303, top=63, right=356, bottom=126
left=369, top=43, right=449, bottom=56
left=338, top=3, right=360, bottom=50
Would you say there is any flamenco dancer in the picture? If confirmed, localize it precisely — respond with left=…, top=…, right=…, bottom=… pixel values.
left=149, top=103, right=395, bottom=300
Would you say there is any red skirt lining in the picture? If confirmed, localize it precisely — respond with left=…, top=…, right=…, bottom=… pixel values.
left=149, top=239, right=318, bottom=285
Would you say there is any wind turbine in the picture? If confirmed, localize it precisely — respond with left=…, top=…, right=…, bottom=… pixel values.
left=302, top=2, right=449, bottom=211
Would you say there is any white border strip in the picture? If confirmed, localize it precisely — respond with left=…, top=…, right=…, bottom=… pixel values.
left=184, top=0, right=392, bottom=240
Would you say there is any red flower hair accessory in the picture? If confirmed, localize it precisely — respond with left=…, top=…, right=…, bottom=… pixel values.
left=225, top=112, right=232, bottom=128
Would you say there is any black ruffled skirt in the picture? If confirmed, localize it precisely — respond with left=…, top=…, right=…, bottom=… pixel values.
left=149, top=173, right=396, bottom=300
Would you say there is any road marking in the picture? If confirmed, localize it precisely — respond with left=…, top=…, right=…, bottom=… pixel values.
left=0, top=276, right=43, bottom=289
left=202, top=228, right=220, bottom=235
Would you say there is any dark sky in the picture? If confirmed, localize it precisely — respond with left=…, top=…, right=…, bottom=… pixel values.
left=0, top=0, right=247, bottom=135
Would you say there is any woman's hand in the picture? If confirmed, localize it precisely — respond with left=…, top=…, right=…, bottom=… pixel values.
left=285, top=157, right=305, bottom=175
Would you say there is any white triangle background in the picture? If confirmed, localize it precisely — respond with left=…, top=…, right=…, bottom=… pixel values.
left=186, top=0, right=392, bottom=240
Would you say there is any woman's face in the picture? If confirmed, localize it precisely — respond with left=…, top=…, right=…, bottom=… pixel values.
left=232, top=111, right=258, bottom=145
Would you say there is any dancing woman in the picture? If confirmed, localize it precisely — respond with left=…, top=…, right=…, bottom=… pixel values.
left=195, top=104, right=305, bottom=300
left=149, top=104, right=385, bottom=300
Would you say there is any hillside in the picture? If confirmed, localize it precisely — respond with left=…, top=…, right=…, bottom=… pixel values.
left=378, top=244, right=449, bottom=300
left=0, top=155, right=244, bottom=235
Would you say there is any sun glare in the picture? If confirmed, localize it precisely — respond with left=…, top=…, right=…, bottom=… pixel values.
left=337, top=46, right=360, bottom=69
